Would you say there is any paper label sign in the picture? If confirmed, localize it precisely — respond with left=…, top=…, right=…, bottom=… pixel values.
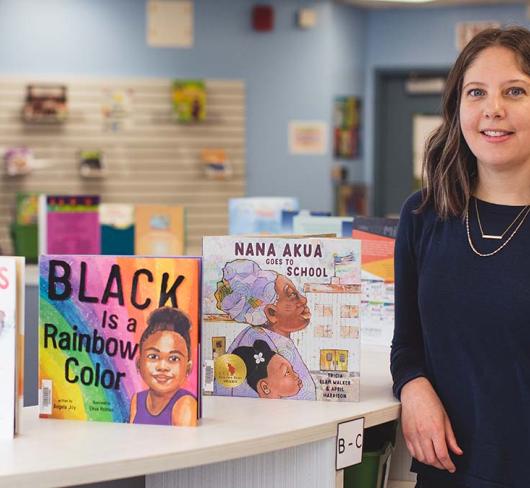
left=336, top=417, right=364, bottom=470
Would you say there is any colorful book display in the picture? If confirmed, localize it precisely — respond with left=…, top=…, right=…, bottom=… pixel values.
left=11, top=192, right=39, bottom=263
left=39, top=255, right=201, bottom=426
left=171, top=80, right=206, bottom=123
left=229, top=197, right=299, bottom=235
left=100, top=204, right=135, bottom=255
left=202, top=236, right=362, bottom=402
left=352, top=217, right=399, bottom=348
left=135, top=205, right=185, bottom=256
left=0, top=257, right=25, bottom=439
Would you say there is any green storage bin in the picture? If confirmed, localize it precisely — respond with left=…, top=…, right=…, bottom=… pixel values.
left=344, top=421, right=397, bottom=488
left=344, top=441, right=393, bottom=488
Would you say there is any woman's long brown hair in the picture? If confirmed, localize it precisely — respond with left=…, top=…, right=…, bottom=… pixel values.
left=418, top=26, right=530, bottom=219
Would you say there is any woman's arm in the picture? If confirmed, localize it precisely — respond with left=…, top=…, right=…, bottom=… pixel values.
left=391, top=194, right=462, bottom=472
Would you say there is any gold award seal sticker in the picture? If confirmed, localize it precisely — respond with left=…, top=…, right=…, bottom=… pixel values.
left=214, top=354, right=247, bottom=388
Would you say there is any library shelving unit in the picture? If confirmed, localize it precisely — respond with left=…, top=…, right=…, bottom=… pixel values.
left=0, top=348, right=399, bottom=488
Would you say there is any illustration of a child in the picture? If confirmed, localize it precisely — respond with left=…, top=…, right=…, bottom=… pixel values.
left=215, top=259, right=316, bottom=400
left=129, top=307, right=197, bottom=426
left=232, top=339, right=302, bottom=399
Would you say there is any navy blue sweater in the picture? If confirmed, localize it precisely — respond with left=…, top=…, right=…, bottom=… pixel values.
left=391, top=191, right=530, bottom=488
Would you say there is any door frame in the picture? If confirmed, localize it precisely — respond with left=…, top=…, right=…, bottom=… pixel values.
left=373, top=67, right=450, bottom=217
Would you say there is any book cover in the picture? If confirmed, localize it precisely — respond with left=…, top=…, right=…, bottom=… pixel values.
left=23, top=84, right=68, bottom=123
left=281, top=210, right=332, bottom=234
left=352, top=217, right=398, bottom=348
left=0, top=256, right=25, bottom=439
left=171, top=80, right=206, bottom=123
left=39, top=195, right=101, bottom=255
left=333, top=96, right=361, bottom=159
left=39, top=255, right=201, bottom=426
left=100, top=204, right=135, bottom=256
left=202, top=236, right=361, bottom=402
left=11, top=192, right=39, bottom=263
left=292, top=214, right=353, bottom=237
left=135, top=205, right=185, bottom=256
left=229, top=197, right=299, bottom=235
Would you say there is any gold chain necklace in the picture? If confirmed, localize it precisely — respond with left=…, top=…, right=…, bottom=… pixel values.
left=474, top=198, right=529, bottom=240
left=466, top=202, right=530, bottom=257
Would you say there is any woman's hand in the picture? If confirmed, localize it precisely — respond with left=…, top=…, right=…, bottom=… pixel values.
left=401, top=377, right=463, bottom=472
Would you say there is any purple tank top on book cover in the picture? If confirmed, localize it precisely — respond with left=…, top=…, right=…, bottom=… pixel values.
left=133, top=389, right=195, bottom=426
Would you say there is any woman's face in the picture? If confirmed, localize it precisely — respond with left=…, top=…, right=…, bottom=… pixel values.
left=270, top=274, right=311, bottom=332
left=263, top=354, right=302, bottom=398
left=460, top=46, right=530, bottom=173
left=138, top=330, right=190, bottom=395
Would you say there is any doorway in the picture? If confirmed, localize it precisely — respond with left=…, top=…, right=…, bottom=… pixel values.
left=373, top=69, right=449, bottom=217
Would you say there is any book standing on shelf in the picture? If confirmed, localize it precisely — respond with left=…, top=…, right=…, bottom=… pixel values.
left=38, top=195, right=101, bottom=255
left=202, top=236, right=361, bottom=402
left=135, top=204, right=185, bottom=256
left=39, top=255, right=201, bottom=427
left=11, top=192, right=39, bottom=263
left=351, top=217, right=398, bottom=348
left=0, top=257, right=25, bottom=439
left=229, top=197, right=299, bottom=235
left=100, top=203, right=135, bottom=255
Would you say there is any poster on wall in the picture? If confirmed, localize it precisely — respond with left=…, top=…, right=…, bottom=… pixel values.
left=147, top=0, right=193, bottom=48
left=333, top=96, right=361, bottom=159
left=288, top=121, right=328, bottom=155
left=412, top=114, right=442, bottom=189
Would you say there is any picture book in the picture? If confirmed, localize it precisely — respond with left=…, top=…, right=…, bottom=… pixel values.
left=171, top=80, right=206, bottom=123
left=229, top=197, right=299, bottom=235
left=202, top=236, right=362, bottom=402
left=79, top=150, right=105, bottom=179
left=100, top=204, right=135, bottom=256
left=39, top=255, right=201, bottom=426
left=352, top=217, right=399, bottom=348
left=38, top=195, right=101, bottom=255
left=4, top=147, right=33, bottom=176
left=135, top=204, right=185, bottom=256
left=333, top=96, right=361, bottom=159
left=292, top=214, right=353, bottom=237
left=0, top=256, right=25, bottom=439
left=281, top=210, right=331, bottom=234
left=11, top=192, right=39, bottom=263
left=23, top=84, right=68, bottom=123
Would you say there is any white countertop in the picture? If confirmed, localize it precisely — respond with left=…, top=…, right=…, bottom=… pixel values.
left=0, top=349, right=399, bottom=488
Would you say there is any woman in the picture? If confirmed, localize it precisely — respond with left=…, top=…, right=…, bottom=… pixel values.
left=392, top=27, right=530, bottom=488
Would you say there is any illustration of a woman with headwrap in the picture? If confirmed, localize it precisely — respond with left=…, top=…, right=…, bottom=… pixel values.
left=214, top=259, right=316, bottom=400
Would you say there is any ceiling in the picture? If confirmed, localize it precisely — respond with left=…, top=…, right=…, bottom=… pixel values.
left=339, top=0, right=527, bottom=9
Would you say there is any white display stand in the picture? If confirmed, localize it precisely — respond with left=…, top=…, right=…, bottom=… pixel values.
left=0, top=350, right=400, bottom=488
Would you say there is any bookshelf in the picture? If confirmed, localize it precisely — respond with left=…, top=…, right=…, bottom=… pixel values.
left=0, top=349, right=400, bottom=488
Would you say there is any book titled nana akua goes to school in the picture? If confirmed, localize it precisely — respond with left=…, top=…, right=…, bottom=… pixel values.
left=202, top=236, right=362, bottom=402
left=39, top=255, right=201, bottom=427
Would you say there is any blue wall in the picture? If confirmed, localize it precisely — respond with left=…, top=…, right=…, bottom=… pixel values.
left=363, top=4, right=530, bottom=195
left=0, top=0, right=366, bottom=212
left=2, top=1, right=528, bottom=212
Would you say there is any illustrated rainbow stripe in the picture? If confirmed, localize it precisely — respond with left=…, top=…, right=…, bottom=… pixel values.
left=39, top=255, right=200, bottom=424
